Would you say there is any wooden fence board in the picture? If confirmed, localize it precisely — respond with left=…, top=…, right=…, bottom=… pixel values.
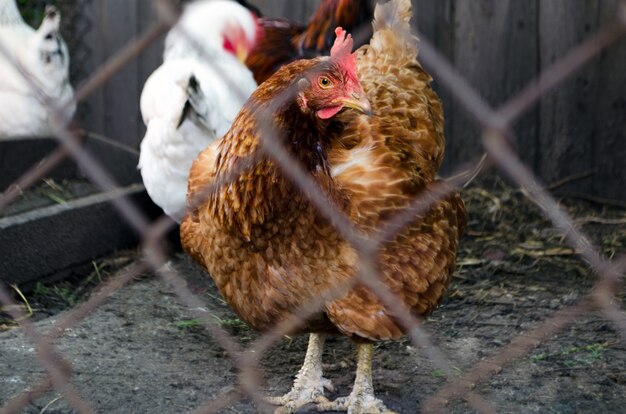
left=137, top=0, right=164, bottom=139
left=100, top=1, right=141, bottom=147
left=81, top=0, right=105, bottom=137
left=414, top=0, right=456, bottom=171
left=590, top=0, right=626, bottom=200
left=538, top=0, right=600, bottom=194
left=80, top=0, right=162, bottom=182
left=444, top=0, right=540, bottom=172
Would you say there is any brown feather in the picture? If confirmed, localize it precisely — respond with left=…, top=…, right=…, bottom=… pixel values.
left=182, top=0, right=465, bottom=341
left=245, top=0, right=373, bottom=84
left=245, top=18, right=303, bottom=85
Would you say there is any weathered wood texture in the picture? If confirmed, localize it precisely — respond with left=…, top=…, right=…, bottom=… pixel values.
left=537, top=0, right=626, bottom=198
left=446, top=0, right=540, bottom=171
left=76, top=0, right=624, bottom=200
left=79, top=0, right=163, bottom=181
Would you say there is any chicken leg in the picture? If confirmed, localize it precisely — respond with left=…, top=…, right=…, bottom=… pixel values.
left=268, top=333, right=334, bottom=414
left=317, top=342, right=397, bottom=414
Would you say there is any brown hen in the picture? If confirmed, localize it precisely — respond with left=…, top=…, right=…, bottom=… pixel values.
left=243, top=0, right=374, bottom=84
left=181, top=0, right=465, bottom=412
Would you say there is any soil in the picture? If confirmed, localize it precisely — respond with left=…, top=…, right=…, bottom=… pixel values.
left=1, top=177, right=625, bottom=413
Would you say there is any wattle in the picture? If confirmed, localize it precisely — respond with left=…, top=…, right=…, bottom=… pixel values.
left=317, top=106, right=343, bottom=119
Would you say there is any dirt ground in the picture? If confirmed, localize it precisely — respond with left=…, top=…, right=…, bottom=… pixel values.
left=1, top=177, right=625, bottom=413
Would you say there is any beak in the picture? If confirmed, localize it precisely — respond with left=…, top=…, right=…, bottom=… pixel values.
left=236, top=43, right=249, bottom=63
left=336, top=93, right=372, bottom=116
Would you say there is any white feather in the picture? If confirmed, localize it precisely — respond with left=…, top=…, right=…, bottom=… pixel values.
left=139, top=0, right=258, bottom=222
left=0, top=1, right=75, bottom=139
left=164, top=0, right=259, bottom=61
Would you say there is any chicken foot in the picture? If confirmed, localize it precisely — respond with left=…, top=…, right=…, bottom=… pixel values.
left=268, top=333, right=334, bottom=414
left=317, top=342, right=397, bottom=414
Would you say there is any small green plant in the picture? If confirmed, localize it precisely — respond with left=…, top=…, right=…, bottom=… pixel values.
left=33, top=282, right=50, bottom=297
left=531, top=342, right=608, bottom=366
left=431, top=366, right=463, bottom=379
left=175, top=319, right=203, bottom=329
left=41, top=178, right=69, bottom=205
left=33, top=282, right=76, bottom=307
left=52, top=286, right=76, bottom=306
left=431, top=369, right=446, bottom=378
left=211, top=315, right=246, bottom=328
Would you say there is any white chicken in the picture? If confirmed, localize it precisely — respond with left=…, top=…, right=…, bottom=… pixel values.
left=139, top=0, right=261, bottom=223
left=0, top=0, right=75, bottom=139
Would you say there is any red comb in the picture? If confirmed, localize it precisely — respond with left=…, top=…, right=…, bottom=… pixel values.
left=330, top=27, right=357, bottom=80
left=330, top=27, right=353, bottom=58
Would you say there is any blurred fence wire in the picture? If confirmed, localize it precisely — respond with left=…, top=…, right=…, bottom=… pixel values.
left=1, top=0, right=626, bottom=413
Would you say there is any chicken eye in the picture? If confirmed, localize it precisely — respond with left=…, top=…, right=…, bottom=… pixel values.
left=318, top=76, right=333, bottom=89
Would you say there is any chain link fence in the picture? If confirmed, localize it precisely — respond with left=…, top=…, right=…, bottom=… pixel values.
left=1, top=0, right=626, bottom=413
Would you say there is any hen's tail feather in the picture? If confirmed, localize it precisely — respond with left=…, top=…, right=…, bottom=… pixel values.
left=371, top=0, right=417, bottom=50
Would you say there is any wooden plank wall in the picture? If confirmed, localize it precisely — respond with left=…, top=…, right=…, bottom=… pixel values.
left=536, top=0, right=626, bottom=200
left=77, top=0, right=625, bottom=201
left=79, top=0, right=162, bottom=182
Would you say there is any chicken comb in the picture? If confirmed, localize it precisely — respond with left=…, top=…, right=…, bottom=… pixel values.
left=330, top=27, right=357, bottom=79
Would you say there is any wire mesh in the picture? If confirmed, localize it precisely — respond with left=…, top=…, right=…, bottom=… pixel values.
left=1, top=0, right=625, bottom=413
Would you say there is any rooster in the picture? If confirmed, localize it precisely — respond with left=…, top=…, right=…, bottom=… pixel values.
left=0, top=0, right=74, bottom=138
left=139, top=0, right=261, bottom=222
left=181, top=0, right=465, bottom=412
left=242, top=0, right=374, bottom=84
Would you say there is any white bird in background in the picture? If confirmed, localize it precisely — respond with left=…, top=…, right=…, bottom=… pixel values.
left=139, top=0, right=262, bottom=223
left=0, top=0, right=75, bottom=138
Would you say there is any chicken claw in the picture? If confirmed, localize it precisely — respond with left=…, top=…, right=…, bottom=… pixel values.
left=316, top=394, right=396, bottom=414
left=268, top=334, right=334, bottom=414
left=316, top=343, right=397, bottom=414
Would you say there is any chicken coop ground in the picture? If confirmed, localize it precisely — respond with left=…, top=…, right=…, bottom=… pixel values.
left=1, top=176, right=625, bottom=413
